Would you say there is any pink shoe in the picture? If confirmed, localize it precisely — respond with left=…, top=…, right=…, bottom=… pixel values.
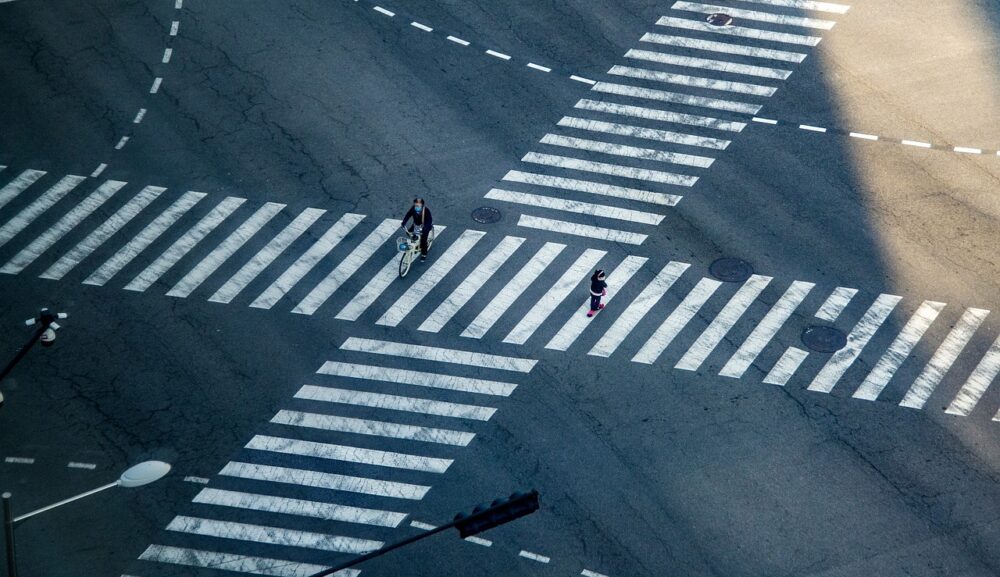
left=587, top=311, right=595, bottom=317
left=598, top=304, right=605, bottom=310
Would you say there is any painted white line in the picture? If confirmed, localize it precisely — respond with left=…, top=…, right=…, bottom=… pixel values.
left=849, top=132, right=879, bottom=141
left=576, top=98, right=745, bottom=132
left=273, top=409, right=475, bottom=446
left=901, top=139, right=932, bottom=148
left=752, top=117, right=778, bottom=124
left=522, top=152, right=698, bottom=187
left=853, top=301, right=945, bottom=401
left=447, top=35, right=470, bottom=46
left=340, top=337, right=537, bottom=372
left=527, top=62, right=552, bottom=72
left=610, top=65, right=777, bottom=97
left=410, top=521, right=436, bottom=530
left=410, top=21, right=433, bottom=32
left=246, top=435, right=453, bottom=473
left=504, top=248, right=607, bottom=345
left=40, top=186, right=164, bottom=280
left=559, top=115, right=729, bottom=151
left=539, top=133, right=715, bottom=168
left=419, top=236, right=526, bottom=333
left=195, top=487, right=405, bottom=527
left=763, top=347, right=809, bottom=385
left=170, top=20, right=179, bottom=36
left=676, top=275, right=773, bottom=371
left=546, top=255, right=647, bottom=351
left=462, top=242, right=565, bottom=339
left=1, top=180, right=125, bottom=275
left=139, top=545, right=348, bottom=577
left=503, top=170, right=681, bottom=206
left=5, top=457, right=34, bottom=464
left=133, top=108, right=146, bottom=123
left=799, top=124, right=827, bottom=132
left=183, top=476, right=210, bottom=484
left=295, top=385, right=497, bottom=421
left=719, top=280, right=814, bottom=378
left=149, top=77, right=162, bottom=93
left=655, top=16, right=822, bottom=47
left=519, top=550, right=551, bottom=563
left=166, top=202, right=284, bottom=298
left=67, top=462, right=97, bottom=469
left=317, top=361, right=517, bottom=396
left=114, top=136, right=130, bottom=150
left=83, top=191, right=205, bottom=287
left=736, top=0, right=851, bottom=14
left=174, top=0, right=182, bottom=8
left=814, top=286, right=857, bottom=321
left=220, top=461, right=430, bottom=500
left=465, top=536, right=493, bottom=546
left=373, top=5, right=395, bottom=16
left=582, top=570, right=610, bottom=577
left=124, top=196, right=246, bottom=292
left=486, top=49, right=511, bottom=60
left=0, top=169, right=46, bottom=212
left=954, top=146, right=982, bottom=154
left=167, top=516, right=382, bottom=554
left=672, top=2, right=837, bottom=30
left=0, top=175, right=87, bottom=249
left=90, top=163, right=107, bottom=177
left=900, top=308, right=990, bottom=410
left=209, top=207, right=326, bottom=304
left=570, top=75, right=596, bottom=85
left=590, top=261, right=690, bottom=358
left=593, top=82, right=762, bottom=115
left=252, top=213, right=367, bottom=310
left=640, top=33, right=807, bottom=63
left=807, top=294, right=903, bottom=393
left=486, top=188, right=665, bottom=225
left=516, top=214, right=648, bottom=245
left=377, top=229, right=485, bottom=326
left=162, top=48, right=173, bottom=63
left=945, top=333, right=1000, bottom=416
left=633, top=277, right=722, bottom=364
left=626, top=49, right=792, bottom=80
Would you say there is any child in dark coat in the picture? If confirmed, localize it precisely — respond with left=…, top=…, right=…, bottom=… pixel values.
left=588, top=269, right=607, bottom=317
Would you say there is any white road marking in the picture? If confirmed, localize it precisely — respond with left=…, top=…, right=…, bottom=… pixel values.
left=40, top=186, right=164, bottom=280
left=945, top=333, right=1000, bottom=416
left=504, top=248, right=607, bottom=345
left=465, top=536, right=493, bottom=546
left=582, top=570, right=611, bottom=577
left=67, top=462, right=97, bottom=469
left=575, top=98, right=745, bottom=132
left=486, top=49, right=511, bottom=60
left=486, top=188, right=665, bottom=225
left=220, top=461, right=430, bottom=500
left=0, top=169, right=46, bottom=212
left=194, top=487, right=405, bottom=527
left=522, top=152, right=698, bottom=186
left=849, top=132, right=879, bottom=141
left=114, top=136, right=130, bottom=150
left=273, top=409, right=475, bottom=446
left=149, top=77, right=162, bottom=93
left=183, top=476, right=209, bottom=484
left=901, top=139, right=932, bottom=148
left=640, top=33, right=807, bottom=63
left=317, top=361, right=517, bottom=396
left=610, top=65, right=778, bottom=97
left=4, top=457, right=34, bottom=464
left=517, top=214, right=648, bottom=245
left=124, top=196, right=245, bottom=291
left=162, top=48, right=172, bottom=63
left=209, top=207, right=326, bottom=304
left=559, top=115, right=730, bottom=150
left=672, top=2, right=837, bottom=30
left=174, top=0, right=182, bottom=8
left=954, top=146, right=982, bottom=154
left=419, top=236, right=525, bottom=333
left=570, top=75, right=596, bottom=85
left=626, top=49, right=792, bottom=80
left=593, top=82, right=762, bottom=115
left=737, top=0, right=851, bottom=14
left=503, top=170, right=682, bottom=206
left=853, top=301, right=945, bottom=401
left=519, top=550, right=551, bottom=563
left=814, top=286, right=857, bottom=321
left=377, top=229, right=485, bottom=326
left=0, top=175, right=87, bottom=249
left=527, top=62, right=552, bottom=72
left=676, top=275, right=773, bottom=371
left=590, top=261, right=690, bottom=358
left=83, top=191, right=205, bottom=286
left=133, top=109, right=146, bottom=123
left=462, top=242, right=565, bottom=339
left=546, top=255, right=647, bottom=351
left=295, top=385, right=497, bottom=421
left=246, top=435, right=452, bottom=473
left=166, top=202, right=284, bottom=298
left=139, top=545, right=348, bottom=577
left=763, top=347, right=809, bottom=385
left=373, top=5, right=394, bottom=16
left=1, top=180, right=125, bottom=275
left=410, top=521, right=437, bottom=530
left=90, top=163, right=107, bottom=177
left=166, top=515, right=382, bottom=554
left=340, top=337, right=537, bottom=372
left=539, top=133, right=715, bottom=168
left=252, top=213, right=368, bottom=310
left=799, top=124, right=827, bottom=132
left=719, top=280, right=814, bottom=378
left=655, top=16, right=822, bottom=47
left=170, top=21, right=179, bottom=35
left=633, top=277, right=722, bottom=364
left=447, top=35, right=470, bottom=46
left=808, top=293, right=903, bottom=393
left=411, top=21, right=433, bottom=32
left=899, top=308, right=990, bottom=410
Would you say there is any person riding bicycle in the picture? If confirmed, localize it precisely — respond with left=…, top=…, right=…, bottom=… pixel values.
left=401, top=197, right=433, bottom=261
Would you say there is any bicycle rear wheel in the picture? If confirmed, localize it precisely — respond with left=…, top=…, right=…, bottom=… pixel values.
left=426, top=228, right=436, bottom=250
left=399, top=250, right=413, bottom=278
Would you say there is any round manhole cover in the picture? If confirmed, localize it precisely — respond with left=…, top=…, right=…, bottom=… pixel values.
left=802, top=326, right=848, bottom=353
left=471, top=206, right=502, bottom=224
left=709, top=258, right=753, bottom=283
left=706, top=13, right=734, bottom=26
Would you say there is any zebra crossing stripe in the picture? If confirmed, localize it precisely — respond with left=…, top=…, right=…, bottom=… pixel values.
left=124, top=196, right=246, bottom=292
left=209, top=207, right=327, bottom=304
left=166, top=515, right=383, bottom=554
left=166, top=202, right=285, bottom=298
left=640, top=33, right=807, bottom=63
left=1, top=180, right=126, bottom=275
left=592, top=82, right=762, bottom=115
left=737, top=0, right=851, bottom=14
left=853, top=301, right=945, bottom=401
left=504, top=248, right=608, bottom=345
left=0, top=175, right=87, bottom=249
left=419, top=236, right=526, bottom=333
left=376, top=229, right=485, bottom=327
left=575, top=98, right=745, bottom=132
left=899, top=308, right=990, bottom=410
left=814, top=286, right=858, bottom=321
left=0, top=169, right=46, bottom=212
left=807, top=294, right=903, bottom=393
left=609, top=65, right=778, bottom=97
left=719, top=280, right=814, bottom=378
left=945, top=333, right=1000, bottom=416
left=539, top=134, right=715, bottom=168
left=516, top=215, right=649, bottom=245
left=40, top=186, right=164, bottom=280
left=138, top=544, right=349, bottom=577
left=676, top=275, right=773, bottom=371
left=632, top=277, right=722, bottom=364
left=486, top=188, right=665, bottom=225
left=294, top=385, right=497, bottom=421
left=193, top=487, right=406, bottom=527
left=671, top=2, right=838, bottom=30
left=546, top=256, right=648, bottom=351
left=502, top=170, right=681, bottom=206
left=317, top=361, right=517, bottom=396
left=272, top=409, right=475, bottom=446
left=340, top=337, right=537, bottom=373
left=245, top=434, right=453, bottom=473
left=763, top=347, right=809, bottom=385
left=462, top=242, right=565, bottom=339
left=219, top=461, right=431, bottom=500
left=558, top=116, right=729, bottom=151
left=523, top=152, right=698, bottom=187
left=655, top=16, right=823, bottom=46
left=625, top=49, right=793, bottom=80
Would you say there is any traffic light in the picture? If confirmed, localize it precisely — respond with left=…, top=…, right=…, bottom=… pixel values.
left=453, top=490, right=539, bottom=538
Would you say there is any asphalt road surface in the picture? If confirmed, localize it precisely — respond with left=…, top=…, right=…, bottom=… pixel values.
left=1, top=1, right=999, bottom=577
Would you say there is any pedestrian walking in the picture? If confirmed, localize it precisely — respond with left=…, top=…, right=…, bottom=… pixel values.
left=588, top=269, right=607, bottom=317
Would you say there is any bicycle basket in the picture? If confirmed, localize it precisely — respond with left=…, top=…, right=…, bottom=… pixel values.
left=397, top=237, right=411, bottom=252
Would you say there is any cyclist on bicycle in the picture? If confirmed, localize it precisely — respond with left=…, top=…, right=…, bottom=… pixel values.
left=401, top=197, right=433, bottom=261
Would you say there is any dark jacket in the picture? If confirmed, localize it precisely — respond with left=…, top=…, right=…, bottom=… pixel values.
left=402, top=206, right=433, bottom=230
left=590, top=275, right=607, bottom=296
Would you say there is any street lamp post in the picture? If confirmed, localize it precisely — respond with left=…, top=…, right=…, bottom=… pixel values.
left=0, top=308, right=68, bottom=409
left=1, top=460, right=171, bottom=577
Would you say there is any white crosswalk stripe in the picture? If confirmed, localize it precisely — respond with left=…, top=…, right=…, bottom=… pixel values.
left=671, top=2, right=838, bottom=30
left=502, top=170, right=682, bottom=206
left=0, top=175, right=87, bottom=249
left=517, top=215, right=648, bottom=245
left=486, top=188, right=665, bottom=225
left=219, top=461, right=431, bottom=500
left=609, top=65, right=778, bottom=97
left=0, top=169, right=46, bottom=212
left=294, top=385, right=497, bottom=421
left=539, top=133, right=715, bottom=168
left=737, top=0, right=851, bottom=14
left=340, top=337, right=537, bottom=372
left=272, top=409, right=476, bottom=446
left=763, top=347, right=810, bottom=385
left=625, top=49, right=793, bottom=80
left=575, top=98, right=746, bottom=132
left=245, top=434, right=453, bottom=473
left=853, top=301, right=945, bottom=401
left=814, top=286, right=858, bottom=321
left=558, top=116, right=730, bottom=151
left=166, top=515, right=383, bottom=554
left=317, top=361, right=517, bottom=396
left=633, top=277, right=722, bottom=364
left=656, top=16, right=823, bottom=47
left=640, top=33, right=807, bottom=63
left=946, top=333, right=1000, bottom=417
left=523, top=152, right=698, bottom=186
left=192, top=487, right=406, bottom=527
left=593, top=82, right=763, bottom=115
left=139, top=545, right=350, bottom=577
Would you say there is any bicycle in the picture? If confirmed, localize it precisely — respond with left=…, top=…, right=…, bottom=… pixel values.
left=397, top=226, right=436, bottom=278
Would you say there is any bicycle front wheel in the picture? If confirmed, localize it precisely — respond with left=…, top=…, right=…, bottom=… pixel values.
left=399, top=251, right=413, bottom=278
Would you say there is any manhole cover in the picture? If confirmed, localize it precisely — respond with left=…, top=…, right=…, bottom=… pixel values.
left=709, top=258, right=753, bottom=283
left=471, top=206, right=502, bottom=224
left=706, top=13, right=734, bottom=26
left=802, top=326, right=848, bottom=353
